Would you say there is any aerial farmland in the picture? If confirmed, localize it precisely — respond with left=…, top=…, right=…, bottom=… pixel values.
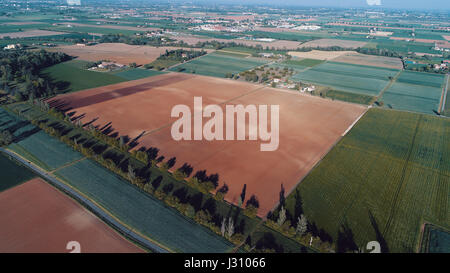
left=0, top=0, right=448, bottom=259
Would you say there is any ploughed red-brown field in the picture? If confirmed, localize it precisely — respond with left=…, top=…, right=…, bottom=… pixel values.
left=0, top=178, right=143, bottom=253
left=49, top=73, right=366, bottom=216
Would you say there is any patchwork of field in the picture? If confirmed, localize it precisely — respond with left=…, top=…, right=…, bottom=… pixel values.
left=283, top=109, right=449, bottom=252
left=298, top=39, right=367, bottom=49
left=380, top=71, right=445, bottom=114
left=55, top=159, right=234, bottom=253
left=1, top=105, right=234, bottom=252
left=291, top=62, right=399, bottom=96
left=169, top=52, right=269, bottom=78
left=48, top=43, right=212, bottom=66
left=49, top=73, right=367, bottom=216
left=169, top=34, right=303, bottom=50
left=53, top=22, right=159, bottom=32
left=0, top=178, right=143, bottom=253
left=333, top=52, right=403, bottom=69
left=0, top=29, right=66, bottom=38
left=288, top=50, right=355, bottom=60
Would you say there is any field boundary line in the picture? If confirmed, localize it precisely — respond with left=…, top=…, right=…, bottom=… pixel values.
left=49, top=156, right=87, bottom=174
left=438, top=73, right=449, bottom=114
left=0, top=148, right=172, bottom=253
left=216, top=49, right=252, bottom=57
left=376, top=69, right=402, bottom=102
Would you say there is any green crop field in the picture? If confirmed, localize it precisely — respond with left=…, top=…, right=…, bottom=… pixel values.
left=292, top=62, right=398, bottom=96
left=380, top=71, right=445, bottom=114
left=396, top=71, right=445, bottom=88
left=41, top=60, right=126, bottom=93
left=169, top=52, right=268, bottom=78
left=283, top=109, right=449, bottom=253
left=283, top=58, right=324, bottom=67
left=55, top=159, right=234, bottom=253
left=373, top=38, right=440, bottom=54
left=8, top=130, right=84, bottom=171
left=324, top=89, right=374, bottom=105
left=111, top=68, right=166, bottom=80
left=0, top=152, right=36, bottom=192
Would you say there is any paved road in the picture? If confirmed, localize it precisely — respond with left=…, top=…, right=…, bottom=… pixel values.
left=0, top=148, right=170, bottom=253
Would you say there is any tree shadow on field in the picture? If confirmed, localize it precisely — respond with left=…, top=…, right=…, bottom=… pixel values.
left=102, top=149, right=125, bottom=166
left=336, top=222, right=358, bottom=253
left=293, top=189, right=303, bottom=221
left=70, top=113, right=85, bottom=123
left=82, top=117, right=99, bottom=128
left=13, top=126, right=41, bottom=143
left=368, top=210, right=390, bottom=253
left=47, top=98, right=71, bottom=111
left=128, top=131, right=146, bottom=149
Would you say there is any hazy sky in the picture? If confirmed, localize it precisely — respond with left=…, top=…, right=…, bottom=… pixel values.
left=202, top=0, right=449, bottom=10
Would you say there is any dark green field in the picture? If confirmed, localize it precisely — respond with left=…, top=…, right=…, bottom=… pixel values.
left=420, top=224, right=450, bottom=253
left=41, top=60, right=126, bottom=93
left=110, top=68, right=166, bottom=80
left=283, top=108, right=449, bottom=253
left=323, top=89, right=374, bottom=105
left=283, top=58, right=324, bottom=67
left=0, top=152, right=36, bottom=192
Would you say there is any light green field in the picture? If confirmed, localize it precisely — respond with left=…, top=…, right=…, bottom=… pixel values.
left=169, top=52, right=268, bottom=78
left=292, top=62, right=398, bottom=96
left=42, top=60, right=126, bottom=93
left=396, top=71, right=445, bottom=89
left=283, top=108, right=449, bottom=253
left=381, top=71, right=445, bottom=114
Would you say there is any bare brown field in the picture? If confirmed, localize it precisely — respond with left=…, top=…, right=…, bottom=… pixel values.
left=298, top=38, right=367, bottom=49
left=170, top=34, right=303, bottom=50
left=48, top=43, right=212, bottom=65
left=288, top=50, right=355, bottom=60
left=49, top=73, right=366, bottom=217
left=0, top=178, right=143, bottom=253
left=0, top=29, right=66, bottom=38
left=49, top=73, right=260, bottom=139
left=333, top=52, right=403, bottom=69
